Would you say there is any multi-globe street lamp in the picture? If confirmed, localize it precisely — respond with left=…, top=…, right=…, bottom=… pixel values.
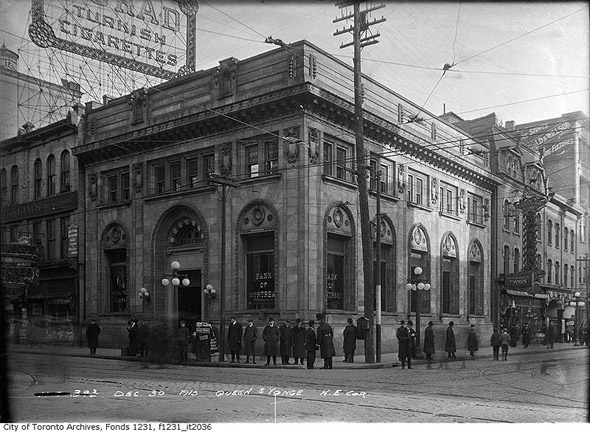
left=573, top=291, right=582, bottom=346
left=405, top=266, right=431, bottom=358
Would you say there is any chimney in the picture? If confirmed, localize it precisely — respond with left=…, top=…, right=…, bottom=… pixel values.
left=505, top=120, right=515, bottom=130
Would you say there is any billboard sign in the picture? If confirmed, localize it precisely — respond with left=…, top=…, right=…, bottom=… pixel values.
left=518, top=120, right=575, bottom=159
left=28, top=0, right=198, bottom=79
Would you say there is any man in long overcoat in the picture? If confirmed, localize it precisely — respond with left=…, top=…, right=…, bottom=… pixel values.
left=262, top=317, right=280, bottom=366
left=445, top=321, right=457, bottom=359
left=467, top=324, right=478, bottom=359
left=279, top=319, right=293, bottom=365
left=343, top=317, right=357, bottom=362
left=423, top=321, right=435, bottom=360
left=291, top=318, right=306, bottom=365
left=408, top=320, right=417, bottom=359
left=316, top=313, right=335, bottom=369
left=177, top=320, right=190, bottom=363
left=396, top=320, right=412, bottom=369
left=227, top=316, right=243, bottom=363
left=304, top=320, right=318, bottom=369
left=86, top=320, right=101, bottom=356
left=127, top=319, right=140, bottom=356
left=243, top=319, right=258, bottom=364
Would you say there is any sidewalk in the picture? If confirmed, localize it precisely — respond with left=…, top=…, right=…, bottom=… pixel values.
left=8, top=341, right=587, bottom=369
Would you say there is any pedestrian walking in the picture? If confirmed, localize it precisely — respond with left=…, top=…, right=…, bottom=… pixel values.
left=86, top=319, right=101, bottom=356
left=177, top=320, right=190, bottom=363
left=509, top=324, right=518, bottom=348
left=408, top=320, right=417, bottom=359
left=423, top=321, right=435, bottom=360
left=227, top=316, right=243, bottom=363
left=467, top=324, right=478, bottom=359
left=343, top=317, right=357, bottom=362
left=291, top=318, right=306, bottom=365
left=305, top=320, right=318, bottom=369
left=316, top=313, right=335, bottom=369
left=279, top=319, right=293, bottom=365
left=521, top=324, right=531, bottom=348
left=545, top=323, right=555, bottom=349
left=445, top=321, right=457, bottom=359
left=243, top=319, right=258, bottom=364
left=396, top=320, right=412, bottom=369
left=127, top=319, right=140, bottom=356
left=262, top=317, right=280, bottom=366
left=490, top=328, right=501, bottom=360
left=138, top=321, right=150, bottom=359
left=500, top=328, right=511, bottom=360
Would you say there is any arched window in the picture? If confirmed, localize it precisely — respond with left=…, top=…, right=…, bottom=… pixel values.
left=503, top=200, right=510, bottom=230
left=547, top=259, right=553, bottom=284
left=564, top=228, right=568, bottom=251
left=503, top=245, right=510, bottom=276
left=34, top=159, right=42, bottom=198
left=47, top=154, right=56, bottom=195
left=0, top=168, right=6, bottom=203
left=102, top=224, right=129, bottom=313
left=514, top=248, right=520, bottom=273
left=571, top=265, right=575, bottom=287
left=441, top=233, right=459, bottom=315
left=10, top=165, right=18, bottom=204
left=241, top=202, right=278, bottom=310
left=555, top=223, right=560, bottom=247
left=325, top=205, right=354, bottom=311
left=468, top=241, right=484, bottom=316
left=60, top=150, right=70, bottom=192
left=536, top=213, right=542, bottom=243
left=513, top=207, right=520, bottom=233
left=564, top=264, right=568, bottom=287
left=409, top=225, right=431, bottom=315
left=570, top=229, right=575, bottom=252
left=374, top=216, right=396, bottom=312
left=547, top=220, right=552, bottom=245
left=555, top=261, right=560, bottom=285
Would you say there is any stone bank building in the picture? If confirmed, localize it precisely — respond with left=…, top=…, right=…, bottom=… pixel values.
left=74, top=41, right=497, bottom=354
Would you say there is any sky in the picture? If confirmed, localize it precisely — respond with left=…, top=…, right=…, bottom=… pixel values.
left=0, top=0, right=588, bottom=126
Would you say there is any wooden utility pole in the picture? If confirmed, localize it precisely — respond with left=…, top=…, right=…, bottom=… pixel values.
left=334, top=1, right=385, bottom=363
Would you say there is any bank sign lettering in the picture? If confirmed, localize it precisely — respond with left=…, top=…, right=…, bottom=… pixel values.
left=29, top=0, right=198, bottom=79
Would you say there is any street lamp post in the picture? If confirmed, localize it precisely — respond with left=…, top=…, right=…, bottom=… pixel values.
left=203, top=284, right=216, bottom=322
left=161, top=261, right=190, bottom=326
left=574, top=291, right=580, bottom=346
left=405, top=266, right=431, bottom=359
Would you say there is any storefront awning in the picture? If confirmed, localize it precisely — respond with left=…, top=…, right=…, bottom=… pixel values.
left=504, top=289, right=533, bottom=297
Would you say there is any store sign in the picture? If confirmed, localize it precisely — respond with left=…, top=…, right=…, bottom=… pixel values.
left=1, top=191, right=77, bottom=223
left=28, top=0, right=198, bottom=79
left=68, top=224, right=79, bottom=257
left=505, top=271, right=533, bottom=289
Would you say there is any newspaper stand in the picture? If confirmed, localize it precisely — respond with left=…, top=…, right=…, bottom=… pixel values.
left=195, top=322, right=211, bottom=362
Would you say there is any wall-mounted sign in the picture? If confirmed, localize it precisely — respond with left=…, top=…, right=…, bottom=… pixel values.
left=28, top=0, right=198, bottom=79
left=68, top=224, right=79, bottom=257
left=1, top=191, right=77, bottom=223
left=506, top=271, right=533, bottom=289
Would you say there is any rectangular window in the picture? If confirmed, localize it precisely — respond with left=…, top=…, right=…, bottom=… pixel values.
left=336, top=147, right=347, bottom=180
left=103, top=169, right=131, bottom=203
left=323, top=142, right=333, bottom=177
left=33, top=222, right=43, bottom=260
left=60, top=216, right=70, bottom=259
left=170, top=161, right=182, bottom=191
left=187, top=158, right=199, bottom=188
left=246, top=144, right=259, bottom=178
left=121, top=172, right=130, bottom=201
left=47, top=219, right=56, bottom=260
left=47, top=165, right=55, bottom=196
left=416, top=178, right=423, bottom=205
left=203, top=153, right=215, bottom=184
left=407, top=174, right=414, bottom=202
left=407, top=170, right=428, bottom=206
left=107, top=175, right=118, bottom=202
left=468, top=193, right=484, bottom=224
left=265, top=140, right=278, bottom=174
left=440, top=182, right=457, bottom=215
left=469, top=274, right=476, bottom=315
left=155, top=165, right=166, bottom=193
left=246, top=233, right=275, bottom=310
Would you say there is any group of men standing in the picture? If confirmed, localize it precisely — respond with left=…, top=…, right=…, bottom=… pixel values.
left=224, top=313, right=353, bottom=369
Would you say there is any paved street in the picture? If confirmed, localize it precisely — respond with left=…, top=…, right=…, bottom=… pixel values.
left=5, top=344, right=588, bottom=423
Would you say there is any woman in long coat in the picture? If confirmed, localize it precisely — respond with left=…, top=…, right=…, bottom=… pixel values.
left=467, top=325, right=479, bottom=359
left=262, top=317, right=280, bottom=365
left=316, top=313, right=335, bottom=369
left=423, top=321, right=435, bottom=360
left=242, top=319, right=258, bottom=364
left=291, top=319, right=306, bottom=365
left=444, top=321, right=457, bottom=359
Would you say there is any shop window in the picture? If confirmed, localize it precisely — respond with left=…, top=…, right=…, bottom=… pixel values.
left=441, top=233, right=459, bottom=315
left=372, top=217, right=396, bottom=312
left=107, top=248, right=128, bottom=312
left=47, top=155, right=56, bottom=196
left=468, top=241, right=484, bottom=316
left=409, top=225, right=430, bottom=315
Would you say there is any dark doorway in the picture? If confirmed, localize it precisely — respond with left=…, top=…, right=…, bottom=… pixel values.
left=177, top=270, right=202, bottom=332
